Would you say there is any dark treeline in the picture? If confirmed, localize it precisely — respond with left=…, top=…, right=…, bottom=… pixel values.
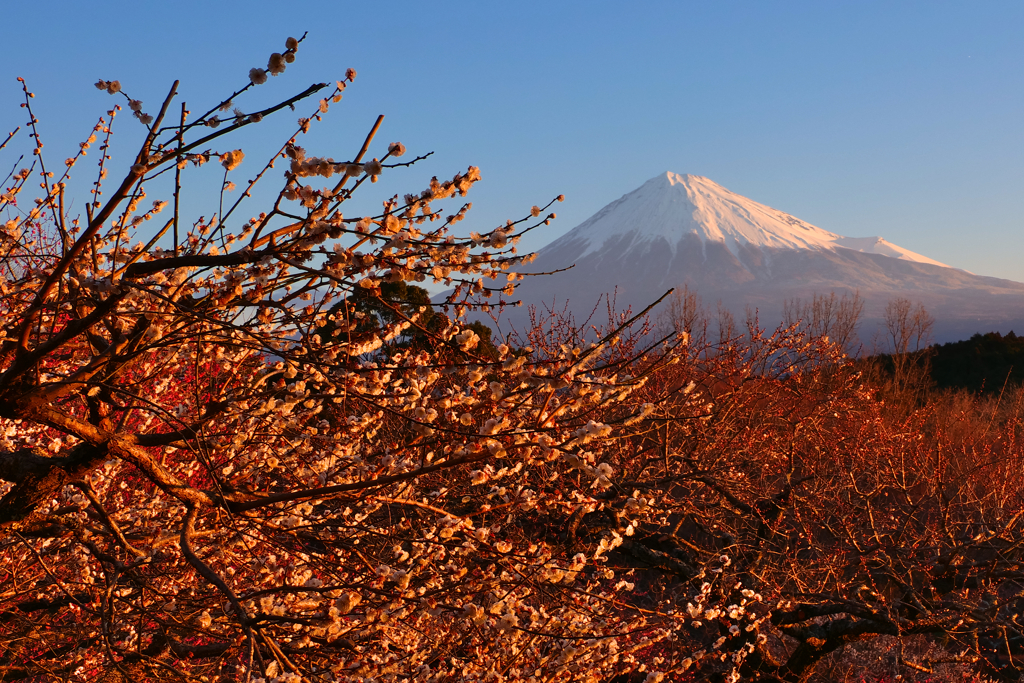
left=866, top=330, right=1024, bottom=396
left=930, top=330, right=1024, bottom=393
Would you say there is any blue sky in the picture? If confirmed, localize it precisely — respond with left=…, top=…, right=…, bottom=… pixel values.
left=4, top=1, right=1023, bottom=279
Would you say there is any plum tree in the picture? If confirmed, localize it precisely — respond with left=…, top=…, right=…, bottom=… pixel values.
left=0, top=36, right=738, bottom=683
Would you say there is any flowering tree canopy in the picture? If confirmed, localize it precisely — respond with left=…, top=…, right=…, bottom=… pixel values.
left=2, top=37, right=1024, bottom=683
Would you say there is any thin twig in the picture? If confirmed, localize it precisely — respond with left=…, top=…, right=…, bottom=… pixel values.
left=173, top=102, right=186, bottom=256
left=0, top=126, right=19, bottom=151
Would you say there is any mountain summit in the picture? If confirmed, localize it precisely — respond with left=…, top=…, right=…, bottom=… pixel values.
left=554, top=172, right=947, bottom=269
left=497, top=173, right=1024, bottom=344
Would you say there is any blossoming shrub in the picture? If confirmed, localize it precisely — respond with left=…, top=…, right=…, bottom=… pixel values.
left=0, top=37, right=765, bottom=683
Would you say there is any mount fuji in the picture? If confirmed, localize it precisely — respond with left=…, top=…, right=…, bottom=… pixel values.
left=497, top=172, right=1024, bottom=344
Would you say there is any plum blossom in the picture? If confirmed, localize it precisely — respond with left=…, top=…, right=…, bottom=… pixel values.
left=363, top=158, right=383, bottom=177
left=220, top=149, right=245, bottom=171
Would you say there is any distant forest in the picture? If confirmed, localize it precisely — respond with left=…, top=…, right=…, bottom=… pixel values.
left=871, top=330, right=1024, bottom=394
left=929, top=330, right=1024, bottom=393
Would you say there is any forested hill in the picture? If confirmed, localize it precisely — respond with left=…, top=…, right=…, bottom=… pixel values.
left=930, top=330, right=1024, bottom=393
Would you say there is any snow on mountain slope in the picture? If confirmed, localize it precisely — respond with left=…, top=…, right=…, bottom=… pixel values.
left=832, top=236, right=948, bottom=267
left=562, top=172, right=948, bottom=267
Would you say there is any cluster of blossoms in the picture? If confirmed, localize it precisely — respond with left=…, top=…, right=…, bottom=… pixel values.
left=249, top=36, right=301, bottom=85
left=281, top=142, right=403, bottom=185
left=94, top=78, right=154, bottom=125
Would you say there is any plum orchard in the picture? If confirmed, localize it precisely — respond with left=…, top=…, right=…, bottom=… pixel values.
left=2, top=38, right=1024, bottom=683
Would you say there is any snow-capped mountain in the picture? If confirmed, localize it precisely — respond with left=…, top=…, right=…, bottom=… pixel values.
left=567, top=173, right=948, bottom=268
left=494, top=172, right=1024, bottom=344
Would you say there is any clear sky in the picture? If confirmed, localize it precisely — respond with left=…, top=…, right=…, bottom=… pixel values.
left=4, top=1, right=1023, bottom=279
